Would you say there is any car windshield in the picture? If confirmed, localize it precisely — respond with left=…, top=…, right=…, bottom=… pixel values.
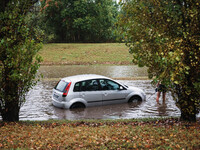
left=55, top=80, right=68, bottom=92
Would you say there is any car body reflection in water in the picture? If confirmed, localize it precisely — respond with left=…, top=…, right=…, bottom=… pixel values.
left=53, top=101, right=142, bottom=120
left=19, top=80, right=184, bottom=121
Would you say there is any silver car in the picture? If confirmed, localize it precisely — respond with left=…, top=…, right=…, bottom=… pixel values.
left=52, top=74, right=146, bottom=109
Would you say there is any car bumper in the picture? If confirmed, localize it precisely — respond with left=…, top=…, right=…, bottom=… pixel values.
left=52, top=98, right=70, bottom=109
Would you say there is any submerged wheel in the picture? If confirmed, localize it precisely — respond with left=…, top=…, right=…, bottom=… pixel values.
left=70, top=103, right=85, bottom=109
left=128, top=95, right=142, bottom=103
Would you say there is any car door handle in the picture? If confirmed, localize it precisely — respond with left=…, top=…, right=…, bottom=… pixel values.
left=104, top=92, right=108, bottom=96
left=81, top=93, right=85, bottom=97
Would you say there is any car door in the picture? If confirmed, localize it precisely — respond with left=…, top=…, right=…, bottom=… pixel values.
left=99, top=79, right=127, bottom=105
left=79, top=79, right=102, bottom=106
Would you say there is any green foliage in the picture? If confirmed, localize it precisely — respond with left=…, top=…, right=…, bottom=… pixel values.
left=0, top=0, right=42, bottom=121
left=117, top=0, right=200, bottom=121
left=40, top=0, right=119, bottom=43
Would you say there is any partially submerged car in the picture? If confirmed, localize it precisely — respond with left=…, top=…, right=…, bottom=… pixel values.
left=52, top=74, right=146, bottom=109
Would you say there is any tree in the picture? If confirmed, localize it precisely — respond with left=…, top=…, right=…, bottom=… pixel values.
left=40, top=0, right=119, bottom=42
left=117, top=0, right=200, bottom=121
left=0, top=0, right=42, bottom=121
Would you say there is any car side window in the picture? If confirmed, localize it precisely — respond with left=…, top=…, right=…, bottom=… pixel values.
left=74, top=79, right=100, bottom=92
left=74, top=82, right=80, bottom=92
left=85, top=79, right=100, bottom=91
left=99, top=79, right=120, bottom=90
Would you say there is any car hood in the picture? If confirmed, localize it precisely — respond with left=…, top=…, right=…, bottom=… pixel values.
left=127, top=86, right=144, bottom=93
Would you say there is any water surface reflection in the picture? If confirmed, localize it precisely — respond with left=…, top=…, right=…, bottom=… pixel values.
left=39, top=65, right=148, bottom=79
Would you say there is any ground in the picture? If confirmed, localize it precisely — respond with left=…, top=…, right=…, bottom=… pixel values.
left=0, top=118, right=200, bottom=149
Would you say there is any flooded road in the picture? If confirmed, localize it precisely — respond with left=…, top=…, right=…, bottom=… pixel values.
left=39, top=65, right=148, bottom=79
left=17, top=65, right=189, bottom=121
left=20, top=80, right=181, bottom=120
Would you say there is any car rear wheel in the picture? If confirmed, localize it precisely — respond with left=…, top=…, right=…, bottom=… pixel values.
left=70, top=103, right=85, bottom=109
left=128, top=95, right=142, bottom=103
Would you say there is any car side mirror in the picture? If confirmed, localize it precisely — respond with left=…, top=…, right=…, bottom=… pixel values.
left=118, top=86, right=124, bottom=90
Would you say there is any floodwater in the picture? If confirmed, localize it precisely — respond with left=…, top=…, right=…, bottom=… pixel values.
left=17, top=65, right=189, bottom=121
left=38, top=65, right=148, bottom=79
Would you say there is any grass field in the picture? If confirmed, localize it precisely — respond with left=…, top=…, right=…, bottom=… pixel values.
left=0, top=118, right=199, bottom=149
left=40, top=43, right=132, bottom=65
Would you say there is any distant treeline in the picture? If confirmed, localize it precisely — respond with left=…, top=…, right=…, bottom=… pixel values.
left=27, top=0, right=119, bottom=43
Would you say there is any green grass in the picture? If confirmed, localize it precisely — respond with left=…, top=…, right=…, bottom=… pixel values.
left=40, top=43, right=132, bottom=65
left=0, top=118, right=200, bottom=149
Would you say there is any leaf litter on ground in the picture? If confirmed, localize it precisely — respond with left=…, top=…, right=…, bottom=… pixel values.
left=0, top=118, right=199, bottom=149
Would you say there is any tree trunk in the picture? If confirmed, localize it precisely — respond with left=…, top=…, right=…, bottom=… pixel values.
left=0, top=0, right=9, bottom=12
left=1, top=102, right=20, bottom=122
left=179, top=97, right=197, bottom=122
left=1, top=67, right=20, bottom=122
left=180, top=111, right=196, bottom=122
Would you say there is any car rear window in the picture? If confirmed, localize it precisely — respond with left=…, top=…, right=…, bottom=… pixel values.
left=55, top=80, right=69, bottom=92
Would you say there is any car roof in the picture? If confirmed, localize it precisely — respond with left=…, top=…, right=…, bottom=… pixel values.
left=62, top=74, right=110, bottom=83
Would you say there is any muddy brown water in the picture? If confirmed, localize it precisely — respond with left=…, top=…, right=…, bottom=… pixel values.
left=17, top=65, right=198, bottom=121
left=38, top=65, right=148, bottom=79
left=20, top=80, right=181, bottom=121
